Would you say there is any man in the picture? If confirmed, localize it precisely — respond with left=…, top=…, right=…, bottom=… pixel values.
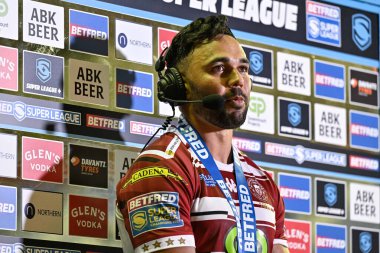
left=116, top=15, right=289, bottom=253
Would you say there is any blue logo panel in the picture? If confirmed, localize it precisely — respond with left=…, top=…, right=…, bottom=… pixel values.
left=243, top=46, right=273, bottom=88
left=278, top=173, right=311, bottom=214
left=23, top=51, right=64, bottom=98
left=306, top=1, right=341, bottom=47
left=116, top=69, right=154, bottom=114
left=0, top=185, right=17, bottom=230
left=69, top=10, right=109, bottom=56
left=316, top=224, right=346, bottom=253
left=314, top=60, right=345, bottom=102
left=350, top=111, right=379, bottom=151
left=352, top=14, right=372, bottom=51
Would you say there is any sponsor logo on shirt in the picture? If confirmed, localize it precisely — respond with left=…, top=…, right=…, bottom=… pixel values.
left=127, top=192, right=183, bottom=237
left=122, top=167, right=186, bottom=188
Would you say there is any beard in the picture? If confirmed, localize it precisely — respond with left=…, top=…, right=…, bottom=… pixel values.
left=191, top=86, right=249, bottom=129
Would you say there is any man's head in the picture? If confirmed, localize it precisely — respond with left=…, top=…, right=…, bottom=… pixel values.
left=165, top=15, right=234, bottom=69
left=161, top=15, right=251, bottom=129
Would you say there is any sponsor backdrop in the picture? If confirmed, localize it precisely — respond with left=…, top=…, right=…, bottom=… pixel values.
left=0, top=0, right=379, bottom=252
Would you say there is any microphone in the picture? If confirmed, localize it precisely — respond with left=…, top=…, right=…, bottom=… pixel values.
left=159, top=94, right=225, bottom=110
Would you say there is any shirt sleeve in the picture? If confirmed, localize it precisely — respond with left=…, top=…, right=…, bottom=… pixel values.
left=274, top=186, right=288, bottom=248
left=116, top=134, right=197, bottom=253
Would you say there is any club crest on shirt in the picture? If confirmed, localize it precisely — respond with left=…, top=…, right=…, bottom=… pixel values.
left=248, top=178, right=268, bottom=203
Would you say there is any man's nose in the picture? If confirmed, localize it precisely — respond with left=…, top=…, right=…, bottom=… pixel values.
left=227, top=68, right=244, bottom=87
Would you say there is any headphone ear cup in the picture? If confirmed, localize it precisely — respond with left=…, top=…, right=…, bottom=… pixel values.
left=158, top=67, right=186, bottom=102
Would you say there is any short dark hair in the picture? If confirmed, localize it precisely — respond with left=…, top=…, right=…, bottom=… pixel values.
left=165, top=15, right=235, bottom=68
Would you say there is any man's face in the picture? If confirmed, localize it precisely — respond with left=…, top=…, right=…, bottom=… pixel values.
left=181, top=35, right=251, bottom=129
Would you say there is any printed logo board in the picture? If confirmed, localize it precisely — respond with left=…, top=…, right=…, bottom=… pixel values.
left=315, top=178, right=346, bottom=218
left=350, top=182, right=380, bottom=224
left=316, top=223, right=346, bottom=253
left=157, top=27, right=178, bottom=56
left=314, top=60, right=345, bottom=102
left=0, top=185, right=17, bottom=230
left=350, top=110, right=379, bottom=152
left=114, top=149, right=138, bottom=183
left=277, top=52, right=311, bottom=96
left=0, top=45, right=18, bottom=91
left=349, top=67, right=379, bottom=109
left=285, top=219, right=311, bottom=253
left=314, top=103, right=346, bottom=146
left=22, top=189, right=63, bottom=234
left=69, top=195, right=108, bottom=238
left=22, top=136, right=64, bottom=184
left=240, top=92, right=274, bottom=134
left=86, top=113, right=126, bottom=132
left=278, top=173, right=311, bottom=214
left=349, top=155, right=379, bottom=172
left=0, top=0, right=18, bottom=40
left=23, top=0, right=64, bottom=48
left=351, top=227, right=380, bottom=253
left=69, top=144, right=108, bottom=189
left=23, top=50, right=64, bottom=99
left=278, top=97, right=311, bottom=140
left=306, top=1, right=341, bottom=47
left=115, top=19, right=152, bottom=65
left=69, top=59, right=110, bottom=106
left=265, top=142, right=346, bottom=167
left=69, top=9, right=109, bottom=56
left=243, top=45, right=274, bottom=89
left=0, top=133, right=17, bottom=178
left=116, top=68, right=154, bottom=114
left=232, top=137, right=262, bottom=154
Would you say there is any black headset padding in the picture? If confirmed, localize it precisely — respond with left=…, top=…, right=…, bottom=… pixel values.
left=156, top=47, right=187, bottom=103
left=158, top=67, right=186, bottom=102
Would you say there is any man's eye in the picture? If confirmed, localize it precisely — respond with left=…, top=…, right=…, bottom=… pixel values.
left=213, top=65, right=225, bottom=72
left=239, top=66, right=249, bottom=73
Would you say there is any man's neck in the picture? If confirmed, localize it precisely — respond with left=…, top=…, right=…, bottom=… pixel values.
left=184, top=114, right=233, bottom=164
